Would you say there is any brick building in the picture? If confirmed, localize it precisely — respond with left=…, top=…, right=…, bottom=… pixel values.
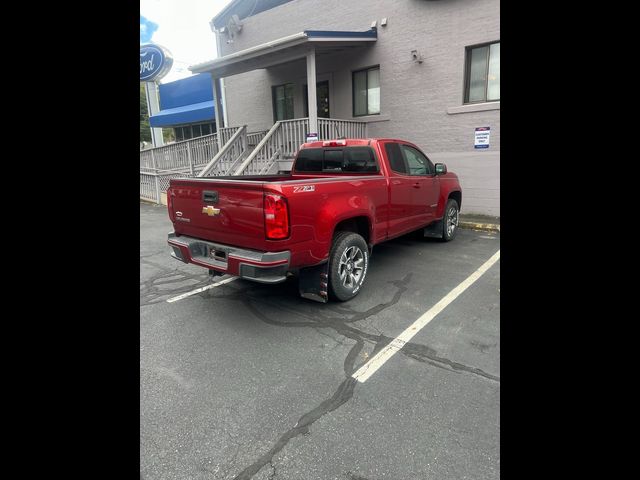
left=192, top=0, right=500, bottom=216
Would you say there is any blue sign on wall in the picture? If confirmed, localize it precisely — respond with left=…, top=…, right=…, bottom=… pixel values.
left=140, top=44, right=173, bottom=82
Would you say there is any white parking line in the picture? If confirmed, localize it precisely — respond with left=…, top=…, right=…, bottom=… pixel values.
left=352, top=249, right=500, bottom=383
left=166, top=276, right=238, bottom=303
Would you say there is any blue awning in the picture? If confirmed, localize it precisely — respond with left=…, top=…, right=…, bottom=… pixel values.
left=149, top=100, right=215, bottom=128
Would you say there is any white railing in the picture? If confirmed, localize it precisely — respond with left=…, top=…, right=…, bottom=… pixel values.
left=198, top=126, right=248, bottom=177
left=139, top=133, right=220, bottom=175
left=235, top=118, right=368, bottom=175
left=234, top=122, right=284, bottom=176
left=218, top=126, right=239, bottom=146
left=140, top=118, right=369, bottom=202
left=140, top=171, right=159, bottom=203
left=318, top=118, right=367, bottom=140
left=248, top=130, right=268, bottom=148
left=140, top=126, right=250, bottom=203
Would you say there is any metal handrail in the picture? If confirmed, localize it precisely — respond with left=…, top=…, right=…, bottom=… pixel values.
left=141, top=132, right=217, bottom=150
left=234, top=121, right=282, bottom=175
left=198, top=125, right=247, bottom=177
left=233, top=117, right=369, bottom=175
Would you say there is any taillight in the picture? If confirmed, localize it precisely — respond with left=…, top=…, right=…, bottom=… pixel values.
left=264, top=193, right=289, bottom=240
left=167, top=187, right=175, bottom=222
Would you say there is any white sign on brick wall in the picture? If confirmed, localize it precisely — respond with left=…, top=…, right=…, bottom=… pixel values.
left=474, top=127, right=490, bottom=149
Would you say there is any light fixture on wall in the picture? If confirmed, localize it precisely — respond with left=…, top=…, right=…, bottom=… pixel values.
left=222, top=14, right=243, bottom=44
left=411, top=50, right=423, bottom=64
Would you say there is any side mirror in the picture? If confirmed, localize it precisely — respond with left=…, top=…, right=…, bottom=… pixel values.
left=435, top=163, right=447, bottom=175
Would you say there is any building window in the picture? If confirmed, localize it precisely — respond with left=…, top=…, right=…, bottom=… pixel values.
left=182, top=126, right=193, bottom=140
left=175, top=127, right=184, bottom=142
left=353, top=66, right=380, bottom=117
left=465, top=41, right=500, bottom=104
left=272, top=83, right=295, bottom=121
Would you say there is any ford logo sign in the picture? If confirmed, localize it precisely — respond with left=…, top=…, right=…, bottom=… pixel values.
left=140, top=44, right=173, bottom=82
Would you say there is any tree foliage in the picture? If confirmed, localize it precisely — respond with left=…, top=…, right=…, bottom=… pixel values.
left=140, top=84, right=151, bottom=143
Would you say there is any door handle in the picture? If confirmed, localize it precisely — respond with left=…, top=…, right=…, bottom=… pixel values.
left=412, top=183, right=420, bottom=188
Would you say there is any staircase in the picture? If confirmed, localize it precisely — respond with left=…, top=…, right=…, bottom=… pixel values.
left=140, top=118, right=367, bottom=203
left=234, top=118, right=368, bottom=175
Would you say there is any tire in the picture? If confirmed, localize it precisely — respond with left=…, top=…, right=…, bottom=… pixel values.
left=441, top=198, right=460, bottom=242
left=328, top=232, right=369, bottom=301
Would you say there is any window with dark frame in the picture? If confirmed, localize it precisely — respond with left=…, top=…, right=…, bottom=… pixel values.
left=464, top=41, right=500, bottom=104
left=172, top=122, right=217, bottom=142
left=353, top=66, right=380, bottom=117
left=272, top=83, right=295, bottom=121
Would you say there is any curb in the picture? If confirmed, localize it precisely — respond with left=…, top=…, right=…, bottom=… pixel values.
left=459, top=221, right=500, bottom=233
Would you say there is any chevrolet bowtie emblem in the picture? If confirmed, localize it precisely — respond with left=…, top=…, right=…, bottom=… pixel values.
left=202, top=206, right=221, bottom=216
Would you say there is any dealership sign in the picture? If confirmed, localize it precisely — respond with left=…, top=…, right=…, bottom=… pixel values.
left=140, top=44, right=173, bottom=82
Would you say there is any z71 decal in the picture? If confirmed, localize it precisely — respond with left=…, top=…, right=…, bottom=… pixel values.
left=293, top=185, right=315, bottom=193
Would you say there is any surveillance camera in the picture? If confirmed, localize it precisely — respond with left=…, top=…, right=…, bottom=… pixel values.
left=411, top=50, right=418, bottom=59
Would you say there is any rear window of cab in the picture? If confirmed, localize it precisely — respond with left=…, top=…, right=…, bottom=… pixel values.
left=294, top=147, right=379, bottom=173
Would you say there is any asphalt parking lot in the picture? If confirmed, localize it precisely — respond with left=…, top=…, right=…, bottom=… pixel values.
left=140, top=202, right=500, bottom=480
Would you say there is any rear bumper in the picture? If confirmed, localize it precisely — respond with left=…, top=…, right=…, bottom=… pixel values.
left=168, top=232, right=290, bottom=284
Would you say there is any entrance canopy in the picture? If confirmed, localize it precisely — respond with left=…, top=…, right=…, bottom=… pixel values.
left=149, top=101, right=214, bottom=128
left=149, top=73, right=216, bottom=128
left=189, top=28, right=377, bottom=77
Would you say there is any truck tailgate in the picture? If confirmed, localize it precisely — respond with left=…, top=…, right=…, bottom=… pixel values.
left=169, top=178, right=265, bottom=250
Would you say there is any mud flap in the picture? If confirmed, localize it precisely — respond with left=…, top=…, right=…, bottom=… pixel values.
left=423, top=219, right=444, bottom=239
left=298, top=262, right=329, bottom=303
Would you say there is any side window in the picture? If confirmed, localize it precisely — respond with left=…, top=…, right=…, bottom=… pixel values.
left=384, top=142, right=407, bottom=174
left=401, top=145, right=434, bottom=175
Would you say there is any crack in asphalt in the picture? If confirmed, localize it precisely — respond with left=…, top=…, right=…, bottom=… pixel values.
left=232, top=377, right=357, bottom=480
left=224, top=276, right=413, bottom=479
left=224, top=278, right=500, bottom=383
left=347, top=473, right=372, bottom=480
left=139, top=267, right=212, bottom=307
left=267, top=460, right=276, bottom=480
left=143, top=268, right=498, bottom=478
left=224, top=273, right=495, bottom=479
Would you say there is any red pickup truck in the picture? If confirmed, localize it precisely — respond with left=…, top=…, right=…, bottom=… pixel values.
left=167, top=138, right=462, bottom=302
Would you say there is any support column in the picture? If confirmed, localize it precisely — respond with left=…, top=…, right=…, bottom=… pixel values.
left=220, top=78, right=229, bottom=128
left=306, top=49, right=318, bottom=135
left=211, top=75, right=224, bottom=150
left=214, top=30, right=230, bottom=128
left=144, top=81, right=164, bottom=148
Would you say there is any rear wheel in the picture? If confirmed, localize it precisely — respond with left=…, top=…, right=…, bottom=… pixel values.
left=328, top=232, right=369, bottom=301
left=441, top=198, right=459, bottom=241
